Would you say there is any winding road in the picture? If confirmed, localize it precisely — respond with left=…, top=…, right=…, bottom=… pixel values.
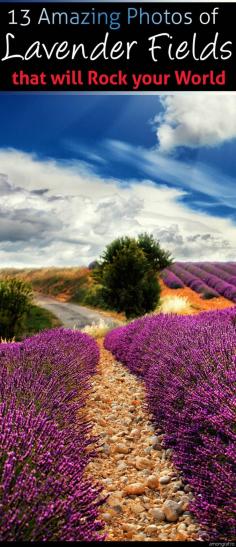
left=35, top=295, right=122, bottom=329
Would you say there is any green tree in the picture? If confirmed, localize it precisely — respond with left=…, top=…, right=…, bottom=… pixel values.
left=0, top=278, right=33, bottom=339
left=95, top=234, right=172, bottom=318
left=138, top=232, right=173, bottom=270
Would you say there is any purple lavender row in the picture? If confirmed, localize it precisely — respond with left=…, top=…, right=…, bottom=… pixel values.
left=197, top=262, right=236, bottom=287
left=178, top=262, right=236, bottom=303
left=160, top=269, right=185, bottom=289
left=105, top=309, right=236, bottom=540
left=168, top=263, right=219, bottom=298
left=0, top=329, right=105, bottom=541
left=213, top=262, right=236, bottom=277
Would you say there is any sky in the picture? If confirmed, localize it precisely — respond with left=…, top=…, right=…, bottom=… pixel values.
left=0, top=0, right=236, bottom=266
left=1, top=91, right=236, bottom=267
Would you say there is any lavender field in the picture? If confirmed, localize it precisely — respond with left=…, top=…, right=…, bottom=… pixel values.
left=161, top=262, right=236, bottom=302
left=105, top=308, right=236, bottom=541
left=0, top=329, right=104, bottom=541
left=1, top=271, right=236, bottom=541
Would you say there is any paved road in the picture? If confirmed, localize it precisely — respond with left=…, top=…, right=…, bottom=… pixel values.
left=35, top=295, right=122, bottom=329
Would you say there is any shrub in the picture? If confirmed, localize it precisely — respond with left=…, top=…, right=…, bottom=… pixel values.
left=95, top=234, right=171, bottom=318
left=105, top=308, right=236, bottom=540
left=158, top=295, right=192, bottom=314
left=82, top=319, right=111, bottom=339
left=83, top=284, right=108, bottom=309
left=0, top=278, right=32, bottom=339
left=0, top=329, right=104, bottom=541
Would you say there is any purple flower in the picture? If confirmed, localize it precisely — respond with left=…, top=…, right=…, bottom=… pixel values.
left=161, top=270, right=185, bottom=289
left=105, top=308, right=236, bottom=540
left=0, top=329, right=105, bottom=541
left=162, top=262, right=236, bottom=302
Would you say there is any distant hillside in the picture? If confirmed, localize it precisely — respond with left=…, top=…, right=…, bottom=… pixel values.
left=1, top=264, right=233, bottom=320
left=0, top=267, right=124, bottom=320
left=0, top=267, right=93, bottom=303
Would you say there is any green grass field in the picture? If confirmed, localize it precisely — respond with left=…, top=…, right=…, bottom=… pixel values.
left=23, top=304, right=62, bottom=338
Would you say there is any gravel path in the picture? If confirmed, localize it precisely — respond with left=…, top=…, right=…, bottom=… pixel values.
left=35, top=295, right=121, bottom=329
left=86, top=341, right=200, bottom=542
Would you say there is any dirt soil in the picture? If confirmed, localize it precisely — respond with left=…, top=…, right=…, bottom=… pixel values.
left=160, top=279, right=234, bottom=313
left=86, top=341, right=200, bottom=542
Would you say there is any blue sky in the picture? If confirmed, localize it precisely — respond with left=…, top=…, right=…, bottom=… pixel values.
left=0, top=92, right=236, bottom=266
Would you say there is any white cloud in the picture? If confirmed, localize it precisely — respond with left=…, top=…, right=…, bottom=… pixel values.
left=0, top=148, right=236, bottom=266
left=107, top=139, right=236, bottom=208
left=155, top=94, right=236, bottom=152
left=153, top=224, right=231, bottom=260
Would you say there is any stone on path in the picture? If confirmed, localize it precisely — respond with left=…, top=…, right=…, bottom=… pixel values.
left=163, top=500, right=183, bottom=522
left=147, top=474, right=160, bottom=490
left=85, top=341, right=200, bottom=541
left=124, top=483, right=147, bottom=496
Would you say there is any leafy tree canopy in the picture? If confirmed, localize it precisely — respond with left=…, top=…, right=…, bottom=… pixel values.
left=94, top=234, right=172, bottom=318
